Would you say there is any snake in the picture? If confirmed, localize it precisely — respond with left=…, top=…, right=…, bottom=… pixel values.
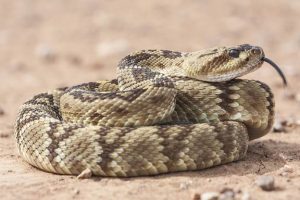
left=14, top=44, right=286, bottom=177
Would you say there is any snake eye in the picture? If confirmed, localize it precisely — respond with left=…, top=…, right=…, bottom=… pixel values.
left=228, top=49, right=240, bottom=58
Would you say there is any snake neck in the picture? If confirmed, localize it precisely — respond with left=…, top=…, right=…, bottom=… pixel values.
left=118, top=48, right=264, bottom=85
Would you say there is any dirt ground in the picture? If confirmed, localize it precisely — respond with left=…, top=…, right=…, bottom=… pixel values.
left=1, top=0, right=300, bottom=199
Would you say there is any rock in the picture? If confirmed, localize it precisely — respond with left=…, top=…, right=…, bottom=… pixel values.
left=219, top=188, right=235, bottom=200
left=77, top=168, right=92, bottom=179
left=201, top=192, right=219, bottom=200
left=255, top=175, right=275, bottom=191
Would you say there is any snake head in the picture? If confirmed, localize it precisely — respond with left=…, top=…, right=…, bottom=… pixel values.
left=228, top=44, right=265, bottom=69
left=186, top=44, right=287, bottom=85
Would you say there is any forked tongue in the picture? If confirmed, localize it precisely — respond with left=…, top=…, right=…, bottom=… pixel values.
left=262, top=57, right=287, bottom=86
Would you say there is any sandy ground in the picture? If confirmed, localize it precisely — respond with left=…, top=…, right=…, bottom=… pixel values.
left=1, top=0, right=300, bottom=199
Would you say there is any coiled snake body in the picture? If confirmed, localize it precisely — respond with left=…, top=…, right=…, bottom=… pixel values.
left=15, top=44, right=278, bottom=177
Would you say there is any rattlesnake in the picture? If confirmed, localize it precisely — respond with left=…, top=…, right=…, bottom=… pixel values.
left=14, top=44, right=286, bottom=177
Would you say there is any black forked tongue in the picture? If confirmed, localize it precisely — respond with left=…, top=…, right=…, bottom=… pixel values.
left=262, top=57, right=287, bottom=86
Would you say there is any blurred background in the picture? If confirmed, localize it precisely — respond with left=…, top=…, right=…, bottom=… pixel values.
left=0, top=0, right=300, bottom=123
left=1, top=1, right=300, bottom=199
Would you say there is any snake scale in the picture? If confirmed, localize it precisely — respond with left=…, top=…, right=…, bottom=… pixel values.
left=15, top=44, right=286, bottom=177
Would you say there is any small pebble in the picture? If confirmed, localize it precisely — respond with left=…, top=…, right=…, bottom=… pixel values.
left=283, top=91, right=296, bottom=100
left=0, top=108, right=5, bottom=116
left=90, top=61, right=104, bottom=69
left=273, top=117, right=300, bottom=133
left=255, top=175, right=275, bottom=191
left=179, top=182, right=191, bottom=190
left=0, top=127, right=13, bottom=138
left=279, top=153, right=294, bottom=161
left=282, top=117, right=299, bottom=127
left=220, top=187, right=234, bottom=193
left=282, top=164, right=293, bottom=173
left=201, top=192, right=219, bottom=200
left=273, top=119, right=286, bottom=133
left=35, top=44, right=56, bottom=62
left=73, top=189, right=80, bottom=195
left=66, top=54, right=82, bottom=65
left=279, top=164, right=293, bottom=176
left=9, top=62, right=27, bottom=71
left=219, top=188, right=235, bottom=200
left=280, top=172, right=288, bottom=177
left=191, top=193, right=201, bottom=200
left=235, top=188, right=242, bottom=194
left=241, top=191, right=251, bottom=200
left=0, top=130, right=9, bottom=138
left=77, top=168, right=92, bottom=179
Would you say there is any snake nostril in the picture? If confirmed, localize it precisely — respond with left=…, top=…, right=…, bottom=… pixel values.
left=251, top=47, right=263, bottom=56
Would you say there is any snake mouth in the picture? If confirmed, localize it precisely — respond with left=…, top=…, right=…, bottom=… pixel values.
left=262, top=57, right=287, bottom=86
